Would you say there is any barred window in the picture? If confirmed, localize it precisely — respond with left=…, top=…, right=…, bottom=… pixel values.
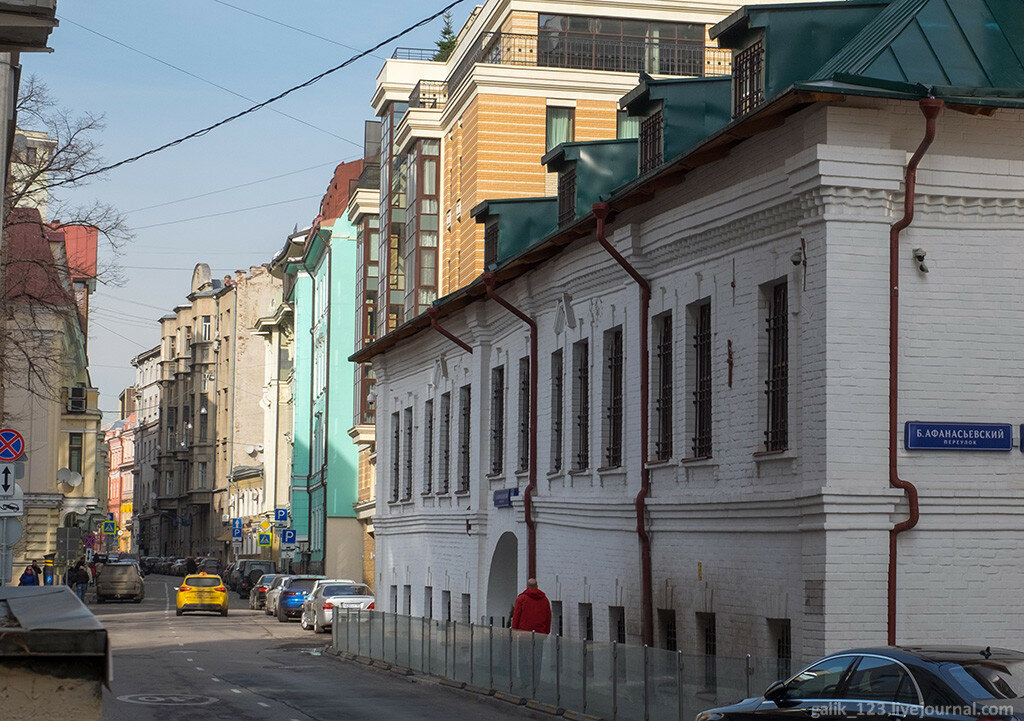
left=639, top=109, right=663, bottom=175
left=733, top=39, right=765, bottom=118
left=765, top=281, right=788, bottom=452
left=402, top=407, right=413, bottom=500
left=438, top=392, right=451, bottom=494
left=550, top=350, right=564, bottom=472
left=698, top=612, right=717, bottom=690
left=692, top=301, right=712, bottom=458
left=517, top=357, right=530, bottom=473
left=390, top=411, right=400, bottom=502
left=489, top=366, right=505, bottom=475
left=603, top=327, right=623, bottom=468
left=423, top=399, right=434, bottom=494
left=458, top=385, right=472, bottom=493
left=654, top=313, right=673, bottom=460
left=769, top=618, right=792, bottom=681
left=571, top=340, right=590, bottom=471
left=558, top=168, right=577, bottom=227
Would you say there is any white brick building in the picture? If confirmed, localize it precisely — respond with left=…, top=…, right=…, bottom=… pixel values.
left=353, top=0, right=1024, bottom=665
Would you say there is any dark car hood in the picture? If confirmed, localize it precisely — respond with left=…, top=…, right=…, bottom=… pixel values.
left=703, top=697, right=766, bottom=715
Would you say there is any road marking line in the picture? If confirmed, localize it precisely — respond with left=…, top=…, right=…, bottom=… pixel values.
left=211, top=677, right=221, bottom=682
left=195, top=667, right=204, bottom=671
left=257, top=702, right=270, bottom=708
left=186, top=658, right=193, bottom=662
left=231, top=689, right=242, bottom=694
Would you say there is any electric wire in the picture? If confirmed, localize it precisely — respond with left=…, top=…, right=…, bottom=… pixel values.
left=132, top=194, right=321, bottom=230
left=57, top=16, right=361, bottom=147
left=45, top=0, right=463, bottom=189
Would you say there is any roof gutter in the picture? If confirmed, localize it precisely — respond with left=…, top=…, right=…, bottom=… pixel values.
left=427, top=306, right=473, bottom=354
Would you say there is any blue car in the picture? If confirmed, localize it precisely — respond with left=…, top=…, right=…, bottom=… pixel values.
left=276, top=575, right=324, bottom=622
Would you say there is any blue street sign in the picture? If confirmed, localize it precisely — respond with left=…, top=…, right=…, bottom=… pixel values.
left=107, top=512, right=115, bottom=521
left=281, top=529, right=296, bottom=545
left=102, top=520, right=116, bottom=535
left=493, top=488, right=519, bottom=508
left=231, top=518, right=242, bottom=529
left=231, top=527, right=242, bottom=539
left=905, top=421, right=1012, bottom=451
left=257, top=533, right=272, bottom=547
left=274, top=507, right=288, bottom=523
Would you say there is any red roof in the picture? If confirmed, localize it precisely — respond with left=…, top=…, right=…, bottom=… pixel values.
left=319, top=159, right=363, bottom=223
left=3, top=207, right=74, bottom=306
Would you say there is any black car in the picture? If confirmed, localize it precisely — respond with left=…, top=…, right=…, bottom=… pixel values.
left=699, top=647, right=1024, bottom=721
left=232, top=559, right=277, bottom=598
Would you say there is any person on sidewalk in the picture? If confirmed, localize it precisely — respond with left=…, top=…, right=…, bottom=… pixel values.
left=74, top=563, right=90, bottom=601
left=31, top=560, right=42, bottom=581
left=511, top=578, right=551, bottom=693
left=511, top=578, right=551, bottom=633
left=185, top=557, right=198, bottom=575
left=17, top=565, right=39, bottom=586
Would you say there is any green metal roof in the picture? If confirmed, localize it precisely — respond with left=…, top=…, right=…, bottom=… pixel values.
left=810, top=0, right=1024, bottom=91
left=543, top=139, right=638, bottom=222
left=472, top=197, right=558, bottom=269
left=622, top=77, right=733, bottom=164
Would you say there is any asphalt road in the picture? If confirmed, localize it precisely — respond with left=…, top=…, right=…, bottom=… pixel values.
left=96, top=574, right=537, bottom=721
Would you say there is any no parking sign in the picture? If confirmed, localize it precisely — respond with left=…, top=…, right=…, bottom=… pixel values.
left=0, top=429, right=25, bottom=462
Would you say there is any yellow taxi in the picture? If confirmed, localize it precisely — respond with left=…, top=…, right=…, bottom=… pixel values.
left=175, top=573, right=229, bottom=616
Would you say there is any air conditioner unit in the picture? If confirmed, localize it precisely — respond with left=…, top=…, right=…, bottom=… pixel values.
left=67, top=386, right=87, bottom=412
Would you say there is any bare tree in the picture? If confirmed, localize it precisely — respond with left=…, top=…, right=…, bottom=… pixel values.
left=0, top=76, right=132, bottom=420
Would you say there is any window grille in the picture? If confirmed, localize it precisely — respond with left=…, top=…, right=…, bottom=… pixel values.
left=639, top=110, right=664, bottom=174
left=423, top=400, right=434, bottom=494
left=572, top=341, right=589, bottom=471
left=438, top=393, right=451, bottom=494
left=558, top=168, right=577, bottom=227
left=551, top=350, right=564, bottom=472
left=390, top=412, right=401, bottom=502
left=654, top=314, right=673, bottom=460
left=458, top=385, right=472, bottom=493
left=692, top=302, right=712, bottom=458
left=484, top=220, right=499, bottom=267
left=489, top=366, right=505, bottom=475
left=733, top=40, right=765, bottom=118
left=604, top=328, right=623, bottom=468
left=765, top=282, right=788, bottom=452
left=517, top=357, right=530, bottom=473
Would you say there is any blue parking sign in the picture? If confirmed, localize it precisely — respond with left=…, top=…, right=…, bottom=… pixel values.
left=281, top=529, right=296, bottom=545
left=231, top=527, right=242, bottom=539
left=274, top=507, right=288, bottom=523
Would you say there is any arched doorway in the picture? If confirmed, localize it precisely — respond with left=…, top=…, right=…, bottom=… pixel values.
left=486, top=532, right=519, bottom=627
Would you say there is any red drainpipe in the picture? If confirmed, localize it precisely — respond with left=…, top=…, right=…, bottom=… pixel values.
left=427, top=306, right=473, bottom=354
left=482, top=272, right=538, bottom=578
left=593, top=201, right=654, bottom=647
left=888, top=97, right=943, bottom=645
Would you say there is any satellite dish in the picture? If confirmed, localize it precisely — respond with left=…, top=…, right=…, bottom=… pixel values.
left=67, top=472, right=83, bottom=488
left=256, top=443, right=264, bottom=452
left=56, top=467, right=73, bottom=484
left=245, top=445, right=255, bottom=455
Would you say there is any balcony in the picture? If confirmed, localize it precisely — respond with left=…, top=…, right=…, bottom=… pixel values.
left=409, top=79, right=447, bottom=109
left=391, top=47, right=436, bottom=61
left=450, top=31, right=718, bottom=95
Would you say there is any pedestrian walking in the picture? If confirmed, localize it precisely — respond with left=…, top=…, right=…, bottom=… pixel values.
left=74, top=563, right=90, bottom=601
left=185, top=557, right=198, bottom=575
left=17, top=565, right=39, bottom=586
left=511, top=578, right=551, bottom=691
left=31, top=560, right=42, bottom=580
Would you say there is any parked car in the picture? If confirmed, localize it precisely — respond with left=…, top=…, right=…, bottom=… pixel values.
left=248, top=574, right=282, bottom=610
left=169, top=558, right=188, bottom=576
left=263, top=575, right=292, bottom=617
left=697, top=646, right=1024, bottom=721
left=232, top=559, right=278, bottom=598
left=300, top=580, right=374, bottom=633
left=175, top=573, right=228, bottom=616
left=197, top=557, right=221, bottom=575
left=94, top=562, right=144, bottom=603
left=274, top=576, right=326, bottom=622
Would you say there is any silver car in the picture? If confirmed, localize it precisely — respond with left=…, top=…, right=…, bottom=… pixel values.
left=263, top=574, right=292, bottom=616
left=300, top=580, right=374, bottom=633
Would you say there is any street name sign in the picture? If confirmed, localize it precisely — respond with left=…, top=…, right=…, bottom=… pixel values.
left=0, top=429, right=24, bottom=462
left=904, top=421, right=1012, bottom=451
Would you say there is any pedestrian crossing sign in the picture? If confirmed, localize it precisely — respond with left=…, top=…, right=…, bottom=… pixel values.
left=257, top=533, right=272, bottom=547
left=102, top=520, right=116, bottom=535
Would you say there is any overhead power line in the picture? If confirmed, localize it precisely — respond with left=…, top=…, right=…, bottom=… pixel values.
left=211, top=0, right=383, bottom=57
left=58, top=16, right=361, bottom=147
left=47, top=0, right=461, bottom=189
left=132, top=194, right=321, bottom=230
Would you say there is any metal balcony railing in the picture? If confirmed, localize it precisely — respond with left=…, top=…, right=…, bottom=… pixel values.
left=392, top=47, right=437, bottom=61
left=450, top=31, right=715, bottom=94
left=409, top=79, right=448, bottom=109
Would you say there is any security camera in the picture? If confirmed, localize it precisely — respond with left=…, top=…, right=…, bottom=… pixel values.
left=912, top=248, right=926, bottom=262
left=790, top=250, right=804, bottom=266
left=918, top=262, right=929, bottom=273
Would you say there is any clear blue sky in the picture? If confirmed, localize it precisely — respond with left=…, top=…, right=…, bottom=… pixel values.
left=24, top=0, right=468, bottom=418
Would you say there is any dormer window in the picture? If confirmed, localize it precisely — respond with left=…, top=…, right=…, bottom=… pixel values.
left=639, top=109, right=664, bottom=175
left=733, top=38, right=765, bottom=117
left=484, top=219, right=499, bottom=266
left=557, top=167, right=576, bottom=227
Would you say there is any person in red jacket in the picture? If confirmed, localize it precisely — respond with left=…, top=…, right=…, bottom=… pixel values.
left=511, top=578, right=551, bottom=633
